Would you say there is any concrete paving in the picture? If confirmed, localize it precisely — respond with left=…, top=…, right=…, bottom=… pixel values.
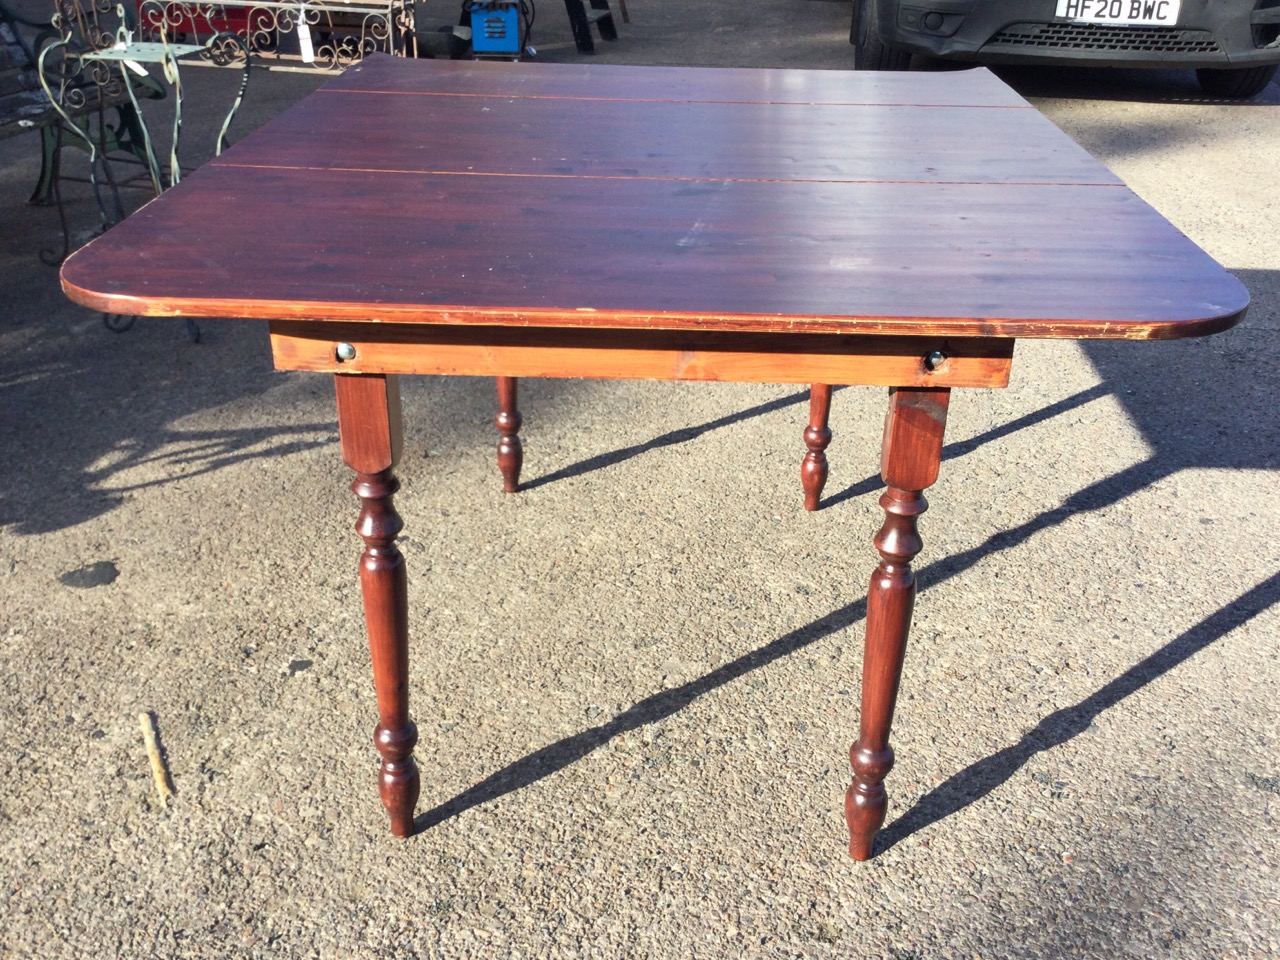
left=2, top=1, right=1278, bottom=956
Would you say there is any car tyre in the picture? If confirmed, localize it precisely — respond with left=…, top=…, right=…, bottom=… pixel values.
left=851, top=0, right=911, bottom=71
left=1195, top=65, right=1279, bottom=99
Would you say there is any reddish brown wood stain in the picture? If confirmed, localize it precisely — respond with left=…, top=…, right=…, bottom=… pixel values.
left=59, top=56, right=1249, bottom=858
left=63, top=56, right=1246, bottom=339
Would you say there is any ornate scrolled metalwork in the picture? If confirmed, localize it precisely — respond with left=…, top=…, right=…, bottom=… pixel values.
left=204, top=30, right=249, bottom=68
left=129, top=0, right=411, bottom=70
left=135, top=0, right=185, bottom=38
left=34, top=0, right=257, bottom=266
left=393, top=1, right=414, bottom=45
left=84, top=57, right=119, bottom=92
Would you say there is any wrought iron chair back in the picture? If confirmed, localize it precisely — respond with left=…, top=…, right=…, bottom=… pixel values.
left=35, top=0, right=249, bottom=260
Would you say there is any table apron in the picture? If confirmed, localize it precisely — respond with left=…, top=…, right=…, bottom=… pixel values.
left=269, top=321, right=1015, bottom=388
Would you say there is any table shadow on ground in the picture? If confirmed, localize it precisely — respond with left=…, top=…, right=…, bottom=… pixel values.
left=519, top=387, right=815, bottom=492
left=875, top=568, right=1280, bottom=855
left=418, top=271, right=1279, bottom=848
left=0, top=326, right=338, bottom=535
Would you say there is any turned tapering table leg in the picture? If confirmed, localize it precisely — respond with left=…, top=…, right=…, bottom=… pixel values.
left=495, top=376, right=523, bottom=493
left=334, top=373, right=420, bottom=837
left=846, top=386, right=950, bottom=860
left=801, top=383, right=833, bottom=511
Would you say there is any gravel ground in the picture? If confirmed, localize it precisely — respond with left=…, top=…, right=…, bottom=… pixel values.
left=2, top=1, right=1279, bottom=957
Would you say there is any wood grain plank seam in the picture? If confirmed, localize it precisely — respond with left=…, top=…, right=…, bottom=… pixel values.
left=209, top=160, right=1127, bottom=188
left=318, top=89, right=1039, bottom=110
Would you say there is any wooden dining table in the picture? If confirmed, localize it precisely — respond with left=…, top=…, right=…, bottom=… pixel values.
left=60, top=54, right=1248, bottom=860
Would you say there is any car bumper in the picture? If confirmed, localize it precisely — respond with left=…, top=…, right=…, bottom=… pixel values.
left=879, top=0, right=1280, bottom=69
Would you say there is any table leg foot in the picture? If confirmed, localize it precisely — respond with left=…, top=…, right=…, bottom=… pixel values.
left=847, top=744, right=894, bottom=861
left=801, top=383, right=832, bottom=511
left=336, top=374, right=420, bottom=838
left=375, top=721, right=420, bottom=838
left=846, top=387, right=949, bottom=860
left=495, top=376, right=523, bottom=493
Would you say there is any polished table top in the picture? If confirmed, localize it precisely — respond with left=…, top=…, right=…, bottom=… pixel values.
left=59, top=55, right=1249, bottom=859
left=62, top=54, right=1247, bottom=341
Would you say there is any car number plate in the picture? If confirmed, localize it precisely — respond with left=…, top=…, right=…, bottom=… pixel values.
left=1054, top=0, right=1181, bottom=27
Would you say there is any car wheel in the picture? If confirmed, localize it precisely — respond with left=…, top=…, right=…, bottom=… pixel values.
left=1195, top=65, right=1279, bottom=99
left=851, top=0, right=911, bottom=71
